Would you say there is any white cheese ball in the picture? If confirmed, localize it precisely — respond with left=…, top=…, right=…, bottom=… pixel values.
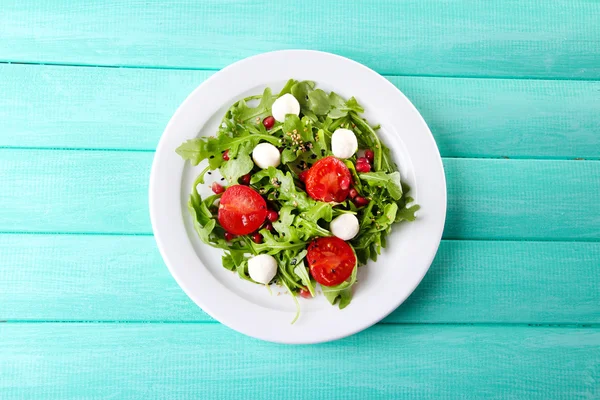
left=329, top=213, right=360, bottom=241
left=331, top=128, right=358, bottom=159
left=271, top=93, right=300, bottom=122
left=252, top=142, right=281, bottom=169
left=248, top=254, right=278, bottom=284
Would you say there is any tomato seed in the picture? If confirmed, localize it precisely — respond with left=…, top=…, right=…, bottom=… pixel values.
left=340, top=177, right=350, bottom=190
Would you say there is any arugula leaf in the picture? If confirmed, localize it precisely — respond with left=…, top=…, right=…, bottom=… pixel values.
left=321, top=262, right=358, bottom=309
left=220, top=141, right=254, bottom=184
left=359, top=171, right=403, bottom=200
left=231, top=87, right=276, bottom=122
left=290, top=81, right=315, bottom=109
left=308, top=89, right=330, bottom=115
left=293, top=261, right=316, bottom=297
left=251, top=167, right=315, bottom=211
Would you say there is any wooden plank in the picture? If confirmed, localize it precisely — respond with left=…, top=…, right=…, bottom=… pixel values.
left=1, top=235, right=599, bottom=324
left=1, top=324, right=598, bottom=399
left=1, top=64, right=599, bottom=158
left=1, top=1, right=599, bottom=79
left=1, top=150, right=599, bottom=240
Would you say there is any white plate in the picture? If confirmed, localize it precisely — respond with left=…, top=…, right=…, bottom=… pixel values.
left=149, top=50, right=446, bottom=344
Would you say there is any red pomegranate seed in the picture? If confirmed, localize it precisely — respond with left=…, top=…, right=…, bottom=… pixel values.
left=224, top=232, right=236, bottom=241
left=299, top=289, right=312, bottom=299
left=357, top=156, right=369, bottom=165
left=263, top=222, right=273, bottom=231
left=353, top=196, right=370, bottom=207
left=349, top=188, right=358, bottom=198
left=240, top=173, right=251, bottom=185
left=364, top=149, right=374, bottom=163
left=263, top=116, right=275, bottom=130
left=266, top=210, right=279, bottom=222
left=252, top=232, right=263, bottom=244
left=299, top=170, right=309, bottom=182
left=222, top=150, right=230, bottom=161
left=211, top=182, right=225, bottom=194
left=356, top=161, right=371, bottom=173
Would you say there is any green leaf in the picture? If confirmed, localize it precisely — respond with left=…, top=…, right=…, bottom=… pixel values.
left=176, top=138, right=210, bottom=166
left=290, top=80, right=315, bottom=109
left=359, top=171, right=403, bottom=200
left=294, top=262, right=316, bottom=297
left=321, top=262, right=358, bottom=309
left=232, top=87, right=276, bottom=122
left=220, top=142, right=254, bottom=184
left=278, top=79, right=298, bottom=96
left=301, top=202, right=333, bottom=223
left=308, top=89, right=330, bottom=115
left=396, top=203, right=420, bottom=222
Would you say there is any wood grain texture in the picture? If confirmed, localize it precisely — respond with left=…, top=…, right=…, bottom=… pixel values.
left=1, top=235, right=599, bottom=324
left=1, top=1, right=599, bottom=79
left=1, top=150, right=598, bottom=240
left=1, top=64, right=599, bottom=158
left=1, top=323, right=598, bottom=399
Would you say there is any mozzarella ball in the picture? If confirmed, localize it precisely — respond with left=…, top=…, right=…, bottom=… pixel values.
left=331, top=128, right=358, bottom=159
left=329, top=213, right=360, bottom=241
left=272, top=93, right=300, bottom=122
left=248, top=254, right=278, bottom=284
left=252, top=142, right=281, bottom=169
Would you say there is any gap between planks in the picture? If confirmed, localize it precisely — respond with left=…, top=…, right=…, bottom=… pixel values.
left=1, top=320, right=599, bottom=328
left=2, top=60, right=600, bottom=83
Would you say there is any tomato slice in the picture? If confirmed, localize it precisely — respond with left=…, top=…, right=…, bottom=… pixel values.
left=218, top=185, right=267, bottom=235
left=307, top=237, right=356, bottom=286
left=304, top=156, right=351, bottom=202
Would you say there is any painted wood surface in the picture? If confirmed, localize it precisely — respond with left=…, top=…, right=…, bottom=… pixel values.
left=1, top=1, right=599, bottom=79
left=1, top=64, right=599, bottom=158
left=1, top=236, right=599, bottom=324
left=1, top=324, right=599, bottom=399
left=1, top=150, right=598, bottom=240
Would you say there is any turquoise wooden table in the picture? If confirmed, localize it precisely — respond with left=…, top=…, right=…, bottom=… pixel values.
left=1, top=1, right=599, bottom=398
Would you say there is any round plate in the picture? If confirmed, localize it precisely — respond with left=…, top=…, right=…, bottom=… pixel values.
left=149, top=50, right=446, bottom=344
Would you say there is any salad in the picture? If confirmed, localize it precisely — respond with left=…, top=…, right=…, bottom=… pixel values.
left=176, top=79, right=419, bottom=322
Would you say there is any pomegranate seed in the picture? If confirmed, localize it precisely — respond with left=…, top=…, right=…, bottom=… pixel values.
left=353, top=196, right=370, bottom=207
left=357, top=156, right=369, bottom=165
left=356, top=161, right=371, bottom=173
left=299, top=170, right=309, bottom=182
left=267, top=210, right=279, bottom=222
left=349, top=188, right=358, bottom=198
left=364, top=149, right=374, bottom=163
left=224, top=232, right=236, bottom=241
left=263, top=222, right=273, bottom=231
left=263, top=116, right=275, bottom=130
left=299, top=289, right=312, bottom=299
left=252, top=232, right=263, bottom=244
left=211, top=182, right=225, bottom=194
left=222, top=150, right=230, bottom=161
left=340, top=177, right=350, bottom=191
left=240, top=173, right=251, bottom=185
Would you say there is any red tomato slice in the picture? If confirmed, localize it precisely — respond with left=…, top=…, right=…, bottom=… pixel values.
left=307, top=237, right=356, bottom=286
left=218, top=185, right=267, bottom=235
left=304, top=156, right=351, bottom=202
